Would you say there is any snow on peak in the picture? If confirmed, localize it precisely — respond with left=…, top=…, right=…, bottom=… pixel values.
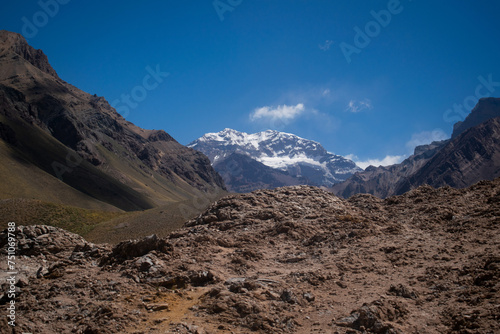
left=188, top=128, right=362, bottom=187
left=191, top=129, right=354, bottom=167
left=193, top=128, right=308, bottom=149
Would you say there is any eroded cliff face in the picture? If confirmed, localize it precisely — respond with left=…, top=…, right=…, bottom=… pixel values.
left=2, top=179, right=499, bottom=333
left=0, top=30, right=225, bottom=210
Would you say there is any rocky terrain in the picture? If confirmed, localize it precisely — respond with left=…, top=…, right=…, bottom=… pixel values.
left=0, top=30, right=225, bottom=212
left=332, top=98, right=500, bottom=199
left=189, top=128, right=361, bottom=192
left=1, top=178, right=499, bottom=333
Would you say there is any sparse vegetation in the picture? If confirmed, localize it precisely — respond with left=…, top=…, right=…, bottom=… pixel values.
left=0, top=199, right=126, bottom=237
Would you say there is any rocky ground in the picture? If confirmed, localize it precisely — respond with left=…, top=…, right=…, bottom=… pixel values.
left=1, top=179, right=499, bottom=333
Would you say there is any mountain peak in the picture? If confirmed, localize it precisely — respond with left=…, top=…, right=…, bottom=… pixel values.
left=189, top=128, right=361, bottom=191
left=198, top=128, right=317, bottom=146
left=0, top=30, right=59, bottom=79
left=221, top=128, right=241, bottom=133
left=452, top=97, right=500, bottom=138
left=0, top=30, right=24, bottom=47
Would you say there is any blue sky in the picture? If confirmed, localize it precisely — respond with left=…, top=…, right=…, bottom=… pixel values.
left=2, top=1, right=500, bottom=168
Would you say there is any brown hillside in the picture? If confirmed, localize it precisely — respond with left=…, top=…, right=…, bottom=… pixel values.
left=0, top=30, right=225, bottom=212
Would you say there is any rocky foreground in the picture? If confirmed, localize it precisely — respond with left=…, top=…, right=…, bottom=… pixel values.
left=1, top=180, right=500, bottom=333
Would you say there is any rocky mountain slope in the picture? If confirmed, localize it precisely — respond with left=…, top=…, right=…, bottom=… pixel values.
left=332, top=140, right=448, bottom=199
left=212, top=152, right=309, bottom=193
left=452, top=97, right=500, bottom=138
left=402, top=116, right=500, bottom=191
left=0, top=30, right=225, bottom=211
left=2, top=178, right=499, bottom=333
left=332, top=98, right=500, bottom=198
left=189, top=128, right=361, bottom=192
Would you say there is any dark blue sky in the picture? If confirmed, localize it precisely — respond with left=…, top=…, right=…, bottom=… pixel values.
left=2, top=1, right=500, bottom=167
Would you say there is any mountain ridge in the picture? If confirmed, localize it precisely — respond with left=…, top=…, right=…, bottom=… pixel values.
left=452, top=97, right=500, bottom=138
left=0, top=30, right=59, bottom=78
left=0, top=30, right=225, bottom=212
left=189, top=128, right=361, bottom=192
left=332, top=97, right=500, bottom=198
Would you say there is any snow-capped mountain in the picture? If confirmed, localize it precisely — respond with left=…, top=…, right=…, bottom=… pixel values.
left=188, top=128, right=362, bottom=192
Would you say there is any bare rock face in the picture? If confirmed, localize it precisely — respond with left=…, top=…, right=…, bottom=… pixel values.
left=1, top=179, right=499, bottom=333
left=452, top=97, right=500, bottom=138
left=0, top=30, right=60, bottom=78
left=399, top=116, right=500, bottom=192
left=336, top=299, right=408, bottom=333
left=332, top=140, right=448, bottom=198
left=104, top=234, right=173, bottom=263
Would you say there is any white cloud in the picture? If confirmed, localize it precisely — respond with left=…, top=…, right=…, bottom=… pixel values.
left=347, top=154, right=405, bottom=170
left=346, top=99, right=373, bottom=113
left=250, top=103, right=305, bottom=122
left=406, top=129, right=448, bottom=152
